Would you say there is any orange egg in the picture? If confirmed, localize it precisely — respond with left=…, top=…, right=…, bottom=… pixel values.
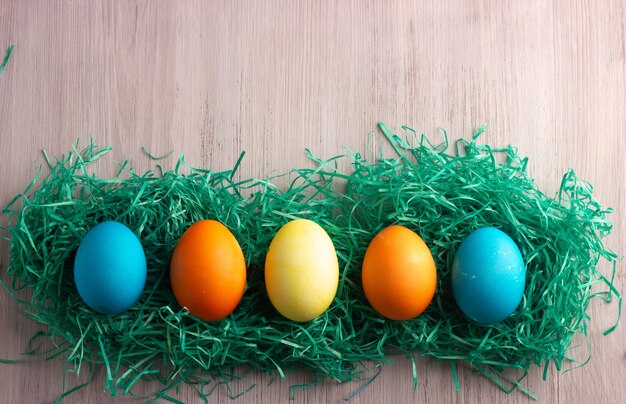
left=362, top=225, right=437, bottom=321
left=170, top=220, right=246, bottom=321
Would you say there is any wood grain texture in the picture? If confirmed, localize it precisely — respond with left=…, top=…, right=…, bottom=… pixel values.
left=1, top=1, right=624, bottom=403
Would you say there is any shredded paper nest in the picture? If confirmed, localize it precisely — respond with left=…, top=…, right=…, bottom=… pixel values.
left=0, top=123, right=620, bottom=402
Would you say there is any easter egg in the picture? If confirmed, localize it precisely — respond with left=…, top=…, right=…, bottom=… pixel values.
left=264, top=219, right=339, bottom=322
left=74, top=221, right=147, bottom=315
left=362, top=225, right=437, bottom=320
left=170, top=220, right=246, bottom=321
left=451, top=227, right=526, bottom=324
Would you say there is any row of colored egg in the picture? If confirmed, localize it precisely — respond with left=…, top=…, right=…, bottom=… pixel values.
left=74, top=219, right=526, bottom=325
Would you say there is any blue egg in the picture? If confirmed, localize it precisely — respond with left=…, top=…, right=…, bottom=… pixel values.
left=451, top=227, right=525, bottom=324
left=74, top=221, right=147, bottom=314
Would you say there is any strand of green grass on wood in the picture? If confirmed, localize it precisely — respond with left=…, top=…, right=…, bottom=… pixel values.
left=0, top=45, right=14, bottom=75
left=0, top=124, right=619, bottom=402
left=343, top=366, right=383, bottom=401
left=141, top=146, right=174, bottom=161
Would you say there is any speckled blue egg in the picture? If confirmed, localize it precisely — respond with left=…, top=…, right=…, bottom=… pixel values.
left=451, top=227, right=526, bottom=324
left=74, top=221, right=147, bottom=315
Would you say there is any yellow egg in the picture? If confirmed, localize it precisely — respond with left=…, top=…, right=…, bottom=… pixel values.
left=264, top=219, right=339, bottom=322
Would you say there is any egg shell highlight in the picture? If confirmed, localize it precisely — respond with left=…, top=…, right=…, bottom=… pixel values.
left=74, top=221, right=147, bottom=315
left=451, top=227, right=526, bottom=324
left=264, top=219, right=339, bottom=322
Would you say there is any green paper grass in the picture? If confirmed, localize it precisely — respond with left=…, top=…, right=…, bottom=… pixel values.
left=0, top=123, right=620, bottom=401
left=0, top=45, right=14, bottom=75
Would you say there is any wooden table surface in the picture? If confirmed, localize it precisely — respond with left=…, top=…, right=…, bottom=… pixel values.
left=1, top=1, right=624, bottom=403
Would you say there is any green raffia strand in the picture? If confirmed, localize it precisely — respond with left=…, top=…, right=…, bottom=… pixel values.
left=0, top=45, right=13, bottom=75
left=0, top=123, right=620, bottom=401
